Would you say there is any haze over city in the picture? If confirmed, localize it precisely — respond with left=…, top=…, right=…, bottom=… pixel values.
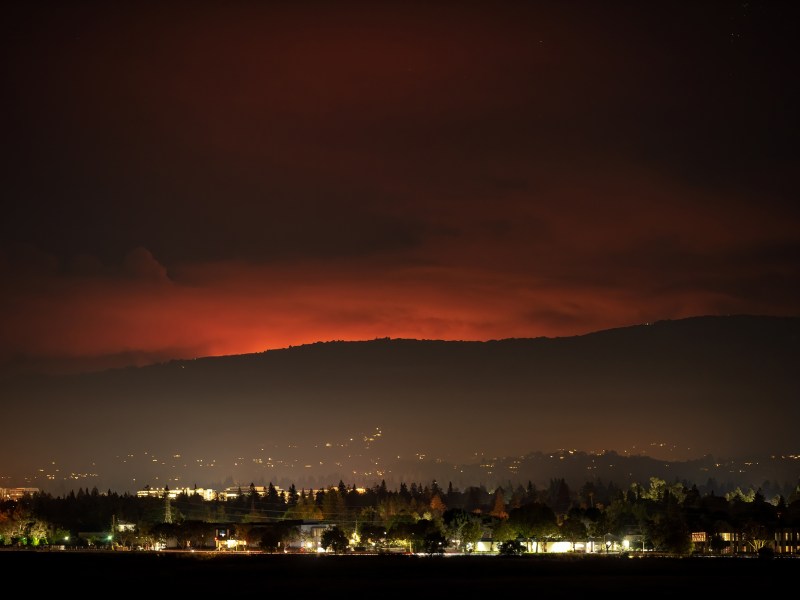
left=1, top=1, right=798, bottom=494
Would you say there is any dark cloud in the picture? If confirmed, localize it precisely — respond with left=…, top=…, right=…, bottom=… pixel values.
left=0, top=0, right=798, bottom=373
left=124, top=247, right=169, bottom=281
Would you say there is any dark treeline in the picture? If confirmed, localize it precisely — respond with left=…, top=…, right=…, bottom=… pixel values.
left=3, top=476, right=800, bottom=556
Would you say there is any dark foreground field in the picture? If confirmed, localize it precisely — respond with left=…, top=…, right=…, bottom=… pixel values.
left=2, top=550, right=796, bottom=593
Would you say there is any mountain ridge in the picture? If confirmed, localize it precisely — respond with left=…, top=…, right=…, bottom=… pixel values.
left=1, top=314, right=797, bottom=493
left=168, top=313, right=798, bottom=366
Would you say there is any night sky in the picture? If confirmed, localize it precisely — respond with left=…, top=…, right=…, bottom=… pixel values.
left=3, top=0, right=798, bottom=375
left=1, top=2, right=799, bottom=491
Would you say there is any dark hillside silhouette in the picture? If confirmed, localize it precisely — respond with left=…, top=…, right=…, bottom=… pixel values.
left=1, top=315, right=797, bottom=493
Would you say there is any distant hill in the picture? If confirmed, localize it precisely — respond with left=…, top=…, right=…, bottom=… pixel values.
left=384, top=450, right=800, bottom=501
left=1, top=314, right=798, bottom=493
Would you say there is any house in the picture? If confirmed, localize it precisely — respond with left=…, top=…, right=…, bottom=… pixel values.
left=285, top=521, right=332, bottom=552
left=774, top=527, right=800, bottom=554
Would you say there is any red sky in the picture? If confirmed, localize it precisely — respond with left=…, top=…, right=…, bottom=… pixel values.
left=2, top=0, right=799, bottom=374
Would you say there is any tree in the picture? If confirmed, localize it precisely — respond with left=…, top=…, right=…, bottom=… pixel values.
left=492, top=518, right=518, bottom=550
left=113, top=525, right=139, bottom=550
left=149, top=522, right=180, bottom=549
left=386, top=520, right=413, bottom=552
left=647, top=507, right=691, bottom=555
left=560, top=514, right=588, bottom=551
left=421, top=530, right=447, bottom=555
left=409, top=519, right=443, bottom=554
left=643, top=477, right=667, bottom=501
left=445, top=482, right=462, bottom=510
left=321, top=526, right=349, bottom=554
left=463, top=485, right=490, bottom=513
left=429, top=494, right=446, bottom=517
left=358, top=523, right=387, bottom=550
left=284, top=492, right=322, bottom=521
left=709, top=532, right=727, bottom=554
left=442, top=508, right=470, bottom=550
left=322, top=488, right=346, bottom=522
left=461, top=518, right=484, bottom=552
left=0, top=503, right=52, bottom=546
left=604, top=497, right=640, bottom=539
left=260, top=522, right=299, bottom=552
left=174, top=520, right=213, bottom=549
left=498, top=539, right=525, bottom=556
left=726, top=486, right=756, bottom=503
left=579, top=481, right=597, bottom=509
left=490, top=487, right=508, bottom=519
left=377, top=480, right=388, bottom=500
left=387, top=518, right=442, bottom=553
left=507, top=502, right=558, bottom=552
left=548, top=478, right=572, bottom=516
left=399, top=482, right=411, bottom=502
left=741, top=521, right=771, bottom=553
left=287, top=484, right=299, bottom=507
